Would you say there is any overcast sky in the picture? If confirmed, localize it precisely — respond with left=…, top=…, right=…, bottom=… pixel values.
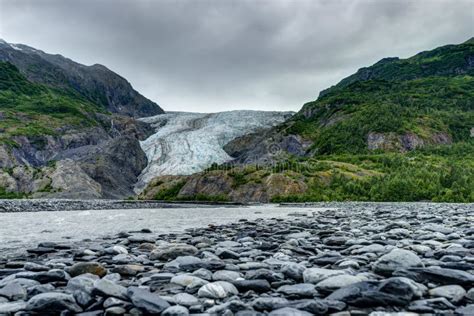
left=0, top=0, right=473, bottom=112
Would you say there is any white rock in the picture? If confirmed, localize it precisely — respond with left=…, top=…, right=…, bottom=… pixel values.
left=197, top=281, right=238, bottom=299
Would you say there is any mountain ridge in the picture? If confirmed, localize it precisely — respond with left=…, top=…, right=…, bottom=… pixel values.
left=0, top=39, right=164, bottom=117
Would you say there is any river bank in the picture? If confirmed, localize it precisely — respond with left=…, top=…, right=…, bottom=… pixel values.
left=0, top=203, right=472, bottom=314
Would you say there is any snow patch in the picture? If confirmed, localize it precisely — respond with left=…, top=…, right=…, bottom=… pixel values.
left=135, top=110, right=292, bottom=192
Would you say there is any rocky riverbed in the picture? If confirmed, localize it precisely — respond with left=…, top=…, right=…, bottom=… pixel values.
left=0, top=203, right=473, bottom=315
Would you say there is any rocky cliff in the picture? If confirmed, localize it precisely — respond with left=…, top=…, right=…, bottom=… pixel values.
left=0, top=41, right=160, bottom=199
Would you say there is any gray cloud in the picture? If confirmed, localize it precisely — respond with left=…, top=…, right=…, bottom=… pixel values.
left=0, top=0, right=473, bottom=112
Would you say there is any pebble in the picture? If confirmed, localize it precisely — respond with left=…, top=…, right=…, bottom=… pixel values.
left=0, top=203, right=472, bottom=315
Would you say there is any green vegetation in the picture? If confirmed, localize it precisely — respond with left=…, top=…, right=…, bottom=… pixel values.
left=0, top=187, right=25, bottom=199
left=286, top=41, right=474, bottom=154
left=178, top=194, right=230, bottom=202
left=153, top=181, right=186, bottom=201
left=0, top=62, right=107, bottom=144
left=270, top=141, right=474, bottom=203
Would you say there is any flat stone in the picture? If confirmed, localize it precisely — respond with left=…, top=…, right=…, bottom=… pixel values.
left=316, top=274, right=367, bottom=293
left=67, top=273, right=98, bottom=294
left=0, top=282, right=27, bottom=300
left=429, top=285, right=466, bottom=303
left=26, top=292, right=82, bottom=313
left=173, top=293, right=199, bottom=307
left=150, top=244, right=199, bottom=261
left=303, top=268, right=347, bottom=284
left=373, top=248, right=423, bottom=276
left=212, top=270, right=242, bottom=282
left=127, top=287, right=171, bottom=314
left=394, top=267, right=474, bottom=286
left=171, top=275, right=208, bottom=287
left=408, top=297, right=456, bottom=312
left=0, top=301, right=27, bottom=314
left=233, top=279, right=271, bottom=293
left=162, top=305, right=190, bottom=316
left=252, top=297, right=290, bottom=311
left=92, top=279, right=128, bottom=300
left=164, top=256, right=204, bottom=272
left=277, top=283, right=317, bottom=298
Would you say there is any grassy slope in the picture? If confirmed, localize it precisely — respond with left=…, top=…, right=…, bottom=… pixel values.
left=0, top=62, right=107, bottom=145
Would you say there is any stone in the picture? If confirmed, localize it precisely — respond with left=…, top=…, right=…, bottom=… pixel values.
left=429, top=285, right=466, bottom=303
left=92, top=279, right=128, bottom=300
left=212, top=270, right=242, bottom=282
left=277, top=283, right=317, bottom=298
left=171, top=275, right=208, bottom=287
left=456, top=304, right=474, bottom=315
left=164, top=256, right=204, bottom=272
left=68, top=262, right=107, bottom=277
left=408, top=297, right=456, bottom=312
left=162, top=305, right=190, bottom=316
left=127, top=287, right=171, bottom=314
left=26, top=292, right=82, bottom=313
left=112, top=264, right=145, bottom=276
left=198, top=281, right=239, bottom=299
left=373, top=249, right=423, bottom=276
left=0, top=301, right=27, bottom=314
left=316, top=274, right=367, bottom=293
left=252, top=297, right=290, bottom=311
left=216, top=248, right=240, bottom=259
left=327, top=280, right=415, bottom=307
left=150, top=244, right=199, bottom=261
left=67, top=273, right=98, bottom=294
left=233, top=279, right=271, bottom=293
left=303, top=268, right=347, bottom=284
left=0, top=282, right=27, bottom=300
left=174, top=293, right=199, bottom=307
left=281, top=262, right=306, bottom=281
left=393, top=267, right=474, bottom=286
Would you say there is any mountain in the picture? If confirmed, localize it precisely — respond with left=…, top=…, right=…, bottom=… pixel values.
left=141, top=39, right=474, bottom=203
left=0, top=42, right=160, bottom=199
left=0, top=39, right=164, bottom=117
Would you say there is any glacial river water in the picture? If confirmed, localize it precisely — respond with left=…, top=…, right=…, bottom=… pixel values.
left=0, top=205, right=327, bottom=255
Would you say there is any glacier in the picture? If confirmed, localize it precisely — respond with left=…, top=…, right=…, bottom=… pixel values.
left=135, top=110, right=293, bottom=192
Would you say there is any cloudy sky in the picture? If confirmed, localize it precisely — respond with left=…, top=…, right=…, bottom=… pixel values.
left=0, top=0, right=473, bottom=112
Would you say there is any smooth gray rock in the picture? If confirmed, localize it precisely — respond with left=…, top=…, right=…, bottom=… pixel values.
left=162, top=305, right=190, bottom=316
left=429, top=285, right=466, bottom=303
left=277, top=283, right=317, bottom=298
left=0, top=282, right=27, bottom=300
left=373, top=249, right=423, bottom=275
left=0, top=301, right=27, bottom=314
left=127, top=287, right=171, bottom=314
left=26, top=292, right=82, bottom=313
left=303, top=268, right=347, bottom=284
left=173, top=293, right=199, bottom=307
left=92, top=279, right=128, bottom=300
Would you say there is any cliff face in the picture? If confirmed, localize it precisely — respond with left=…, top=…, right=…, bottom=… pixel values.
left=0, top=41, right=159, bottom=199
